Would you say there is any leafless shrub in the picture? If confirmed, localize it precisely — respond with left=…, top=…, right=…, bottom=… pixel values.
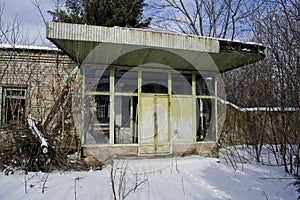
left=110, top=160, right=148, bottom=200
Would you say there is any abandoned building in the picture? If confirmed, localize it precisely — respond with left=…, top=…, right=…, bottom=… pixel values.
left=0, top=22, right=266, bottom=159
left=45, top=22, right=266, bottom=157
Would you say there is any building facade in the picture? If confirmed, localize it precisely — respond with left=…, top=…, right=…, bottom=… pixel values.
left=47, top=22, right=265, bottom=158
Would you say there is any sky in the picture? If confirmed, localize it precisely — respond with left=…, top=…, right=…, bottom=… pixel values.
left=1, top=0, right=56, bottom=46
left=1, top=0, right=156, bottom=47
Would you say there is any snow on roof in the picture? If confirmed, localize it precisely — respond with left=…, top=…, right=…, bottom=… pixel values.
left=0, top=44, right=60, bottom=51
left=218, top=98, right=299, bottom=112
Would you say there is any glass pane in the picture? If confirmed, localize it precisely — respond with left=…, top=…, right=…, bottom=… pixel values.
left=84, top=95, right=110, bottom=144
left=115, top=69, right=138, bottom=93
left=4, top=98, right=26, bottom=125
left=196, top=98, right=216, bottom=141
left=196, top=74, right=215, bottom=96
left=2, top=88, right=27, bottom=125
left=172, top=73, right=192, bottom=95
left=114, top=96, right=138, bottom=144
left=84, top=66, right=110, bottom=92
left=142, top=71, right=168, bottom=94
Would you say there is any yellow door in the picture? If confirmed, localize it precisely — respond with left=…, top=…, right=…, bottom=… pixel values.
left=139, top=95, right=170, bottom=154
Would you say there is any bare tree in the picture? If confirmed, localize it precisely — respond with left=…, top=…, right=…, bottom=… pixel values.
left=0, top=4, right=81, bottom=172
left=149, top=0, right=267, bottom=40
left=221, top=0, right=300, bottom=173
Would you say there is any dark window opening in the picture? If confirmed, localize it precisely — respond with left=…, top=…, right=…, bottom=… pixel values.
left=96, top=68, right=110, bottom=92
left=2, top=88, right=26, bottom=126
left=84, top=95, right=110, bottom=144
left=114, top=96, right=138, bottom=144
left=142, top=71, right=168, bottom=94
left=172, top=73, right=192, bottom=95
left=196, top=98, right=212, bottom=141
left=196, top=74, right=215, bottom=96
left=95, top=95, right=110, bottom=123
left=142, top=83, right=168, bottom=94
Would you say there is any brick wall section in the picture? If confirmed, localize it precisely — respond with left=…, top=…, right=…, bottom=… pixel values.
left=0, top=46, right=76, bottom=127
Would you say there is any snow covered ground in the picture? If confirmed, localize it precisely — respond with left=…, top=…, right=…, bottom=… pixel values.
left=0, top=149, right=298, bottom=200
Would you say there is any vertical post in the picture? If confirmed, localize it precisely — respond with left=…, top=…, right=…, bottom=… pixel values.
left=130, top=96, right=133, bottom=142
left=168, top=72, right=172, bottom=153
left=137, top=70, right=142, bottom=154
left=168, top=72, right=172, bottom=96
left=214, top=74, right=218, bottom=142
left=154, top=96, right=158, bottom=153
left=192, top=73, right=196, bottom=142
left=110, top=67, right=115, bottom=144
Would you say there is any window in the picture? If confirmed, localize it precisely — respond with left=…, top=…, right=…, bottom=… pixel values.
left=84, top=67, right=110, bottom=92
left=114, top=96, right=138, bottom=144
left=196, top=98, right=215, bottom=141
left=142, top=71, right=168, bottom=94
left=2, top=87, right=26, bottom=125
left=196, top=74, right=215, bottom=96
left=115, top=69, right=138, bottom=93
left=172, top=73, right=192, bottom=95
left=84, top=95, right=110, bottom=144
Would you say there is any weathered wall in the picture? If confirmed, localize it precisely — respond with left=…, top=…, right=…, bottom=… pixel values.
left=0, top=47, right=76, bottom=128
left=220, top=106, right=300, bottom=146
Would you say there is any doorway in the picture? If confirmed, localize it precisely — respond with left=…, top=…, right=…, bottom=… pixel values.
left=139, top=94, right=170, bottom=154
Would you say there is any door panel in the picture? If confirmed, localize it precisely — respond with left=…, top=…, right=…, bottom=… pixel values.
left=170, top=96, right=194, bottom=143
left=139, top=96, right=155, bottom=144
left=139, top=95, right=170, bottom=154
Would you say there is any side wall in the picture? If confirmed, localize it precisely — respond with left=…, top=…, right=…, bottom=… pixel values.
left=220, top=106, right=300, bottom=146
left=0, top=47, right=76, bottom=130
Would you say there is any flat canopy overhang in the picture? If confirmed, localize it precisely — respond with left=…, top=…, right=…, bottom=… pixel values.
left=46, top=22, right=266, bottom=73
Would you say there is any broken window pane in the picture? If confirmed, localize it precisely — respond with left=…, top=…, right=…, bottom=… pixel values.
left=196, top=98, right=216, bottom=141
left=196, top=74, right=215, bottom=96
left=2, top=88, right=26, bottom=126
left=114, top=96, right=138, bottom=144
left=196, top=98, right=213, bottom=141
left=84, top=95, right=110, bottom=144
